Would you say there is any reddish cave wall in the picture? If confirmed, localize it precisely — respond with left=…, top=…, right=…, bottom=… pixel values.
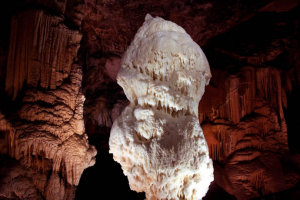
left=0, top=0, right=299, bottom=200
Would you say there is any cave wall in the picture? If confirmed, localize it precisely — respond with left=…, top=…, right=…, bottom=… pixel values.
left=5, top=9, right=82, bottom=99
left=0, top=1, right=96, bottom=199
left=0, top=0, right=299, bottom=200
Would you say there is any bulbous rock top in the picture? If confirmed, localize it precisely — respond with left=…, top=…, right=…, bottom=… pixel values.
left=118, top=14, right=211, bottom=117
left=109, top=14, right=213, bottom=200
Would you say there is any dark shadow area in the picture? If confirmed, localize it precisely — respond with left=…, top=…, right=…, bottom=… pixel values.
left=203, top=182, right=237, bottom=200
left=250, top=183, right=300, bottom=200
left=286, top=86, right=300, bottom=153
left=204, top=5, right=300, bottom=71
left=75, top=134, right=145, bottom=200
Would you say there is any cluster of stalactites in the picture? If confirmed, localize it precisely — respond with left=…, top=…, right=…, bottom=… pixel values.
left=199, top=67, right=287, bottom=124
left=5, top=9, right=82, bottom=99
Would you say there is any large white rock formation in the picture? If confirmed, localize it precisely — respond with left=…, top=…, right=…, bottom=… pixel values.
left=109, top=14, right=214, bottom=200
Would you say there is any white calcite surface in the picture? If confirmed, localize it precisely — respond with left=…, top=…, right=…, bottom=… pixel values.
left=109, top=14, right=214, bottom=200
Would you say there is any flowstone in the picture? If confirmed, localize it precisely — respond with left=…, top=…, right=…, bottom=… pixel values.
left=109, top=14, right=213, bottom=200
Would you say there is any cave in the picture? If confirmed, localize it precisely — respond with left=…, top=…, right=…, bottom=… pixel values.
left=0, top=0, right=299, bottom=200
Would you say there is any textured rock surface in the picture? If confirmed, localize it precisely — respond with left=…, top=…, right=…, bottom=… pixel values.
left=109, top=15, right=213, bottom=200
left=0, top=156, right=76, bottom=200
left=196, top=7, right=300, bottom=198
left=199, top=66, right=300, bottom=199
left=0, top=65, right=96, bottom=199
left=83, top=0, right=254, bottom=55
left=77, top=2, right=299, bottom=199
left=14, top=65, right=96, bottom=185
left=5, top=9, right=82, bottom=99
left=0, top=0, right=299, bottom=200
left=0, top=2, right=96, bottom=199
left=24, top=0, right=86, bottom=27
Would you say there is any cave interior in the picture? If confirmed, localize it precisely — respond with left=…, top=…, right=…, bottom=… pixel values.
left=0, top=0, right=299, bottom=200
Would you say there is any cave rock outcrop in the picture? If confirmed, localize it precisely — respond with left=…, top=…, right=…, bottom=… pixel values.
left=0, top=65, right=96, bottom=200
left=5, top=9, right=82, bottom=100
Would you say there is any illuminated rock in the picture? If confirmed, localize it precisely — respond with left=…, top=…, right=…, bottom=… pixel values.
left=0, top=65, right=96, bottom=200
left=109, top=14, right=213, bottom=200
left=5, top=9, right=82, bottom=100
left=199, top=66, right=291, bottom=199
left=14, top=65, right=97, bottom=186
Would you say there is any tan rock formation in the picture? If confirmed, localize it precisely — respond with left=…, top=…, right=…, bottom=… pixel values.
left=5, top=9, right=82, bottom=99
left=0, top=5, right=96, bottom=198
left=16, top=65, right=96, bottom=185
left=0, top=65, right=96, bottom=199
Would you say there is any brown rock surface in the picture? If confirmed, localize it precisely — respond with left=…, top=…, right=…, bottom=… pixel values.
left=0, top=65, right=96, bottom=199
left=0, top=2, right=96, bottom=200
left=5, top=9, right=82, bottom=99
left=82, top=0, right=277, bottom=55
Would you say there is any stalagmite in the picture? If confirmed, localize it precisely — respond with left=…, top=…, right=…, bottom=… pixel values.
left=0, top=65, right=96, bottom=199
left=109, top=14, right=213, bottom=200
left=14, top=65, right=97, bottom=186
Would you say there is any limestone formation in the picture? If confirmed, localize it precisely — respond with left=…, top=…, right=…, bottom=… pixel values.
left=16, top=65, right=96, bottom=185
left=1, top=1, right=299, bottom=199
left=5, top=9, right=82, bottom=99
left=199, top=67, right=287, bottom=125
left=0, top=65, right=96, bottom=199
left=198, top=66, right=294, bottom=199
left=0, top=6, right=97, bottom=199
left=109, top=14, right=213, bottom=200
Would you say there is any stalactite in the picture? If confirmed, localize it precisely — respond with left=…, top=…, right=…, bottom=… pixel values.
left=227, top=75, right=241, bottom=123
left=199, top=66, right=288, bottom=125
left=5, top=9, right=82, bottom=99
